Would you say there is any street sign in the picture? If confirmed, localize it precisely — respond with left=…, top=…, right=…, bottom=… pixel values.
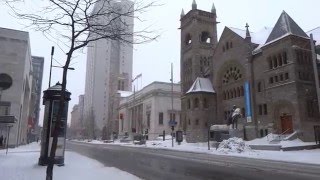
left=168, top=120, right=177, bottom=126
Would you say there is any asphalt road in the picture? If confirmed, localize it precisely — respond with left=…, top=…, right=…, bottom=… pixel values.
left=66, top=141, right=320, bottom=180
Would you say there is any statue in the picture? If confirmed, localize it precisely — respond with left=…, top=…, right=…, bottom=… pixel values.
left=227, top=105, right=241, bottom=129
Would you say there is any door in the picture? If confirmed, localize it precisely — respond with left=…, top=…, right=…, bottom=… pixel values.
left=280, top=115, right=293, bottom=134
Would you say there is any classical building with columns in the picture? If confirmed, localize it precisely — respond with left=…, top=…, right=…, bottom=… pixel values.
left=180, top=1, right=320, bottom=142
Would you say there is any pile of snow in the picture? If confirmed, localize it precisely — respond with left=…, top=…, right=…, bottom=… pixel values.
left=217, top=137, right=251, bottom=153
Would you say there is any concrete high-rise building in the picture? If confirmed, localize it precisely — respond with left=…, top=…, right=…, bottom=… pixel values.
left=84, top=0, right=134, bottom=139
left=0, top=27, right=33, bottom=147
left=28, top=56, right=44, bottom=142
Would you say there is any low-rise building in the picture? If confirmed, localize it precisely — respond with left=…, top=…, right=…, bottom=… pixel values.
left=118, top=82, right=181, bottom=140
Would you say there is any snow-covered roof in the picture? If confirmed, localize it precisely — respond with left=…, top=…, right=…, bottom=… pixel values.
left=186, top=77, right=215, bottom=94
left=117, top=90, right=133, bottom=97
left=228, top=27, right=272, bottom=45
left=307, top=26, right=320, bottom=46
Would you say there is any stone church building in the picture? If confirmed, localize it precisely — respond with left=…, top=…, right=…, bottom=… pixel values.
left=180, top=1, right=320, bottom=142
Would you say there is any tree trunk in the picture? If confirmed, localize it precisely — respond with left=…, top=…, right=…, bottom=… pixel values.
left=46, top=52, right=72, bottom=180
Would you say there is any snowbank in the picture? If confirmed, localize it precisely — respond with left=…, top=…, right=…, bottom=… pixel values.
left=217, top=137, right=251, bottom=153
left=0, top=143, right=140, bottom=180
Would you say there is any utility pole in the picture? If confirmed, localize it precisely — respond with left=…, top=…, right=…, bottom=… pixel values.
left=171, top=63, right=174, bottom=148
left=310, top=34, right=320, bottom=115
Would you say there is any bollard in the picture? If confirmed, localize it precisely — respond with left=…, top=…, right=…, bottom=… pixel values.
left=163, top=130, right=165, bottom=141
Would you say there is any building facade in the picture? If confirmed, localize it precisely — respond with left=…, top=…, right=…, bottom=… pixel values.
left=84, top=0, right=134, bottom=139
left=0, top=27, right=33, bottom=147
left=181, top=2, right=320, bottom=142
left=180, top=1, right=218, bottom=142
left=118, top=82, right=181, bottom=140
left=27, top=56, right=44, bottom=142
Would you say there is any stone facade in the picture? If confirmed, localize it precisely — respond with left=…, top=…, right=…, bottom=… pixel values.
left=118, top=82, right=181, bottom=140
left=180, top=2, right=218, bottom=142
left=180, top=2, right=320, bottom=142
left=0, top=27, right=33, bottom=147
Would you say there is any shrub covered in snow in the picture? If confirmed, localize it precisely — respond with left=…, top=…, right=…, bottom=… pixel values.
left=217, top=137, right=251, bottom=153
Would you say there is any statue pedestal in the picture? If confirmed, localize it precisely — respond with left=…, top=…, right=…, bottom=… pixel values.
left=229, top=129, right=243, bottom=139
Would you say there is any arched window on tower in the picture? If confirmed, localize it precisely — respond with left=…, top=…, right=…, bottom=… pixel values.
left=223, top=91, right=226, bottom=100
left=185, top=34, right=192, bottom=45
left=200, top=31, right=211, bottom=44
left=194, top=98, right=199, bottom=108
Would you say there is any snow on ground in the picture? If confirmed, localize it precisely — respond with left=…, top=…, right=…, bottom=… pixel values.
left=0, top=142, right=140, bottom=180
left=71, top=137, right=320, bottom=165
left=246, top=134, right=316, bottom=147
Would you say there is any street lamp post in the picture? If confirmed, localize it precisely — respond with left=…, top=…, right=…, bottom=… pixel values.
left=49, top=46, right=54, bottom=88
left=48, top=46, right=75, bottom=88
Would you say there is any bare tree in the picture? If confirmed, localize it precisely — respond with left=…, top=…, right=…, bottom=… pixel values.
left=6, top=0, right=157, bottom=180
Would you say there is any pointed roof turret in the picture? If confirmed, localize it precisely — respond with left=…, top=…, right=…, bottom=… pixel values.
left=192, top=0, right=197, bottom=10
left=181, top=8, right=185, bottom=18
left=211, top=2, right=216, bottom=14
left=186, top=77, right=215, bottom=94
left=265, top=11, right=308, bottom=44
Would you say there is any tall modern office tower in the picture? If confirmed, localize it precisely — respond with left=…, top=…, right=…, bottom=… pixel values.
left=84, top=0, right=134, bottom=139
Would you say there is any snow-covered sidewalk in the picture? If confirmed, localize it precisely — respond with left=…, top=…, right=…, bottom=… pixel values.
left=72, top=137, right=320, bottom=165
left=0, top=142, right=140, bottom=180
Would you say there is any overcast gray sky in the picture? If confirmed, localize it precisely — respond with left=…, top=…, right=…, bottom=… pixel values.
left=1, top=0, right=320, bottom=126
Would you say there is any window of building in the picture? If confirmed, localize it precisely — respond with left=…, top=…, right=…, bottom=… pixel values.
left=203, top=98, right=208, bottom=108
left=195, top=119, right=199, bottom=125
left=170, top=113, right=176, bottom=121
left=118, top=80, right=121, bottom=90
left=121, top=81, right=125, bottom=90
left=275, top=76, right=279, bottom=82
left=240, top=86, right=244, bottom=96
left=223, top=46, right=225, bottom=52
left=185, top=34, right=192, bottom=45
left=194, top=98, right=199, bottom=108
left=273, top=56, right=278, bottom=68
left=257, top=82, right=262, bottom=92
left=258, top=105, right=263, bottom=115
left=269, top=77, right=274, bottom=84
left=159, top=112, right=163, bottom=125
left=263, top=104, right=268, bottom=115
left=285, top=73, right=289, bottom=80
left=280, top=74, right=284, bottom=81
left=268, top=57, right=273, bottom=69
left=230, top=41, right=233, bottom=48
left=237, top=87, right=240, bottom=97
left=200, top=31, right=211, bottom=44
left=188, top=119, right=191, bottom=125
left=187, top=99, right=191, bottom=109
left=226, top=42, right=229, bottom=50
left=278, top=54, right=283, bottom=66
left=223, top=91, right=226, bottom=100
left=283, top=52, right=288, bottom=64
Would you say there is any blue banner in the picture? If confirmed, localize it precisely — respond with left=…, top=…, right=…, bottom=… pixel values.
left=244, top=81, right=252, bottom=121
